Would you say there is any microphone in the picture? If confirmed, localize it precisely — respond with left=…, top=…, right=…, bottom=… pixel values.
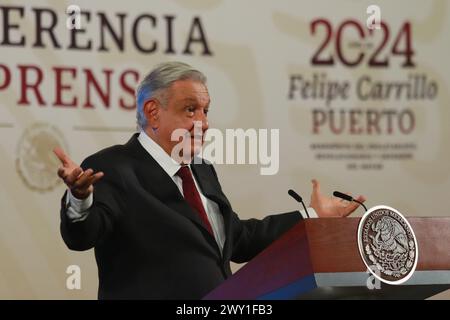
left=333, top=191, right=367, bottom=211
left=288, top=189, right=310, bottom=218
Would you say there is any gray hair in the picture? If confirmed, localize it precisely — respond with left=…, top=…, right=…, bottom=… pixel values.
left=135, top=61, right=207, bottom=130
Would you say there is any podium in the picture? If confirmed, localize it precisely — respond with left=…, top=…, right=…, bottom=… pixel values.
left=204, top=217, right=450, bottom=300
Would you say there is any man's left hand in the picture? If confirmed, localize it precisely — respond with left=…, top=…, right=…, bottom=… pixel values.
left=309, top=179, right=366, bottom=218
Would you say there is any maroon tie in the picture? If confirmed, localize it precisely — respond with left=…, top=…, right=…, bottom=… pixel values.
left=176, top=166, right=214, bottom=236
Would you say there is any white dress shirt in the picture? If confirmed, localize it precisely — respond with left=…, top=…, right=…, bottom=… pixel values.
left=137, top=131, right=226, bottom=252
left=66, top=131, right=316, bottom=253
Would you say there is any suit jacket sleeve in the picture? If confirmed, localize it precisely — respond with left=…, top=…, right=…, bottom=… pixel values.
left=60, top=155, right=126, bottom=251
left=229, top=210, right=301, bottom=263
left=208, top=164, right=302, bottom=263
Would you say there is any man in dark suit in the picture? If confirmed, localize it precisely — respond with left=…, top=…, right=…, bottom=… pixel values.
left=54, top=62, right=365, bottom=299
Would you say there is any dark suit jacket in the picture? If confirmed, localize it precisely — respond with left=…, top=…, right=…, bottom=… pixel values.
left=60, top=133, right=301, bottom=299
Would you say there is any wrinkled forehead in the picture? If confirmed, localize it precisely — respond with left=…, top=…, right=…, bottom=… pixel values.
left=168, top=81, right=210, bottom=105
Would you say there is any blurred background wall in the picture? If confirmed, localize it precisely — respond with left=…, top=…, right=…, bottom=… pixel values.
left=0, top=0, right=449, bottom=299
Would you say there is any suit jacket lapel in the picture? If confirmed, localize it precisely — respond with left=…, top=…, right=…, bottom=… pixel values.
left=191, top=161, right=233, bottom=260
left=125, top=135, right=219, bottom=248
left=191, top=163, right=229, bottom=207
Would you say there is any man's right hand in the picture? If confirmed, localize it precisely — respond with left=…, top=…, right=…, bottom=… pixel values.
left=53, top=147, right=104, bottom=199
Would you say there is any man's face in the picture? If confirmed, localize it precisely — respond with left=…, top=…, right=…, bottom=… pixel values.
left=154, top=79, right=210, bottom=160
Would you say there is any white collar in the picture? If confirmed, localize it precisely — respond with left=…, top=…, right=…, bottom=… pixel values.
left=137, top=131, right=182, bottom=178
